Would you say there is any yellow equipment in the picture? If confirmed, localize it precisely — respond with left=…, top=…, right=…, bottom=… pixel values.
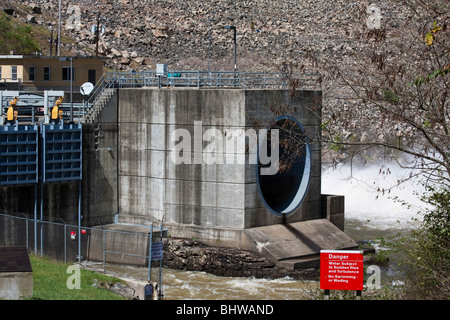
left=6, top=97, right=18, bottom=122
left=51, top=97, right=63, bottom=121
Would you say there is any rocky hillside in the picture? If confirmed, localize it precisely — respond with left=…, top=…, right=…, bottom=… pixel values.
left=5, top=0, right=445, bottom=166
left=6, top=0, right=408, bottom=73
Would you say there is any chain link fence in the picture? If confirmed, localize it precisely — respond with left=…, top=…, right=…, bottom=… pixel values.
left=0, top=212, right=166, bottom=275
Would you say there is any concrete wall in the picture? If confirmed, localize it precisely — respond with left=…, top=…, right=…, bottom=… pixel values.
left=116, top=88, right=322, bottom=245
left=0, top=272, right=33, bottom=299
left=81, top=89, right=118, bottom=225
left=1, top=88, right=325, bottom=251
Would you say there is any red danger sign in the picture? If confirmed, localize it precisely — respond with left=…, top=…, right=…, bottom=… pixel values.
left=320, top=250, right=364, bottom=291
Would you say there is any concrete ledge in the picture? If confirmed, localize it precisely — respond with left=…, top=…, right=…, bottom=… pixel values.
left=0, top=271, right=33, bottom=300
left=243, top=219, right=358, bottom=269
left=321, top=194, right=345, bottom=231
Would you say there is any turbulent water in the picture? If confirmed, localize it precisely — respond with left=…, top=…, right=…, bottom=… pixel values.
left=83, top=163, right=426, bottom=300
left=83, top=262, right=319, bottom=300
left=322, top=162, right=426, bottom=232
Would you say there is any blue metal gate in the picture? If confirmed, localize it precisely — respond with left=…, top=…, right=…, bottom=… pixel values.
left=0, top=125, right=38, bottom=186
left=41, top=123, right=82, bottom=183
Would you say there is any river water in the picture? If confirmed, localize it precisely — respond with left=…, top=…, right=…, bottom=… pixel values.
left=83, top=163, right=427, bottom=300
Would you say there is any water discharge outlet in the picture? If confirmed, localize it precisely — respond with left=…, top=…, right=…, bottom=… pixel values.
left=257, top=115, right=311, bottom=217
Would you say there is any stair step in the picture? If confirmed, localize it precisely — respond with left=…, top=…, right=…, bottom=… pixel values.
left=82, top=88, right=115, bottom=123
left=277, top=256, right=320, bottom=270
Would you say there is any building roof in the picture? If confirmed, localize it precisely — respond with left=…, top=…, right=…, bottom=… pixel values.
left=0, top=55, right=105, bottom=60
left=0, top=247, right=33, bottom=273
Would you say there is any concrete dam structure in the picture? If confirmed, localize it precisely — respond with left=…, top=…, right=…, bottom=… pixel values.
left=118, top=89, right=321, bottom=233
left=94, top=87, right=357, bottom=268
left=1, top=86, right=357, bottom=269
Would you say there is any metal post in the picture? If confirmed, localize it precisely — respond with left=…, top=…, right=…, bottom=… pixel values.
left=59, top=218, right=66, bottom=263
left=70, top=58, right=73, bottom=123
left=95, top=12, right=100, bottom=57
left=43, top=91, right=49, bottom=124
left=78, top=180, right=81, bottom=263
left=25, top=215, right=28, bottom=249
left=148, top=223, right=153, bottom=282
left=34, top=184, right=37, bottom=254
left=31, top=107, right=35, bottom=124
left=233, top=27, right=237, bottom=77
left=102, top=226, right=106, bottom=272
left=64, top=223, right=66, bottom=263
left=21, top=213, right=29, bottom=250
left=158, top=222, right=164, bottom=300
left=49, top=26, right=53, bottom=56
left=224, top=26, right=237, bottom=78
left=40, top=178, right=43, bottom=256
left=58, top=0, right=61, bottom=56
left=207, top=18, right=211, bottom=75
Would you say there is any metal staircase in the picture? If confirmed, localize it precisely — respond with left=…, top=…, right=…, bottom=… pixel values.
left=82, top=88, right=114, bottom=124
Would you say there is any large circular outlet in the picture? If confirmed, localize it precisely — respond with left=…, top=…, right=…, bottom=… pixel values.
left=257, top=115, right=311, bottom=217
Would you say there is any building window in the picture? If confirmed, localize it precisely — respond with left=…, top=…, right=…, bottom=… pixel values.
left=43, top=66, right=50, bottom=81
left=62, top=67, right=75, bottom=81
left=88, top=69, right=96, bottom=84
left=0, top=66, right=2, bottom=80
left=11, top=66, right=17, bottom=80
left=29, top=66, right=35, bottom=81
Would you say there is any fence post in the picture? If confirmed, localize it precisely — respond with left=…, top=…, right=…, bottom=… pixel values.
left=59, top=218, right=67, bottom=263
left=148, top=223, right=153, bottom=282
left=158, top=222, right=164, bottom=300
left=40, top=180, right=43, bottom=256
left=20, top=213, right=29, bottom=250
left=34, top=184, right=37, bottom=254
left=77, top=180, right=81, bottom=263
left=101, top=225, right=106, bottom=273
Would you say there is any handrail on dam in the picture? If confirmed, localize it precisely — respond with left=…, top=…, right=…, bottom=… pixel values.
left=84, top=70, right=321, bottom=120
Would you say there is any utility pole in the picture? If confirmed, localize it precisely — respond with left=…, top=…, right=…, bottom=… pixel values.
left=49, top=27, right=53, bottom=56
left=57, top=0, right=61, bottom=56
left=95, top=12, right=100, bottom=57
left=224, top=26, right=237, bottom=77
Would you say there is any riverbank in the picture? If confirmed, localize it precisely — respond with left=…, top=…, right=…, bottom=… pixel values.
left=29, top=254, right=128, bottom=300
left=162, top=238, right=320, bottom=281
left=162, top=237, right=378, bottom=282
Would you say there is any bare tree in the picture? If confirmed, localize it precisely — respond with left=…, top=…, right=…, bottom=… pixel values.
left=307, top=0, right=449, bottom=188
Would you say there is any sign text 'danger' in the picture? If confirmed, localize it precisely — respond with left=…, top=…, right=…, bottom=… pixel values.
left=320, top=250, right=364, bottom=291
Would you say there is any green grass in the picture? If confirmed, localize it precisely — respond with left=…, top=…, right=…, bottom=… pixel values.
left=30, top=255, right=126, bottom=300
left=0, top=11, right=41, bottom=54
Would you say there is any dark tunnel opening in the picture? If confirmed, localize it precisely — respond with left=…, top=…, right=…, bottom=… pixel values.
left=257, top=115, right=311, bottom=217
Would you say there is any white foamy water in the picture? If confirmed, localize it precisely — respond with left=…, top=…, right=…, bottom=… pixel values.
left=82, top=261, right=318, bottom=300
left=321, top=162, right=427, bottom=230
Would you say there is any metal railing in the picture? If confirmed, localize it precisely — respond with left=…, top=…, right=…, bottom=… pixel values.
left=0, top=70, right=320, bottom=124
left=84, top=70, right=321, bottom=121
left=91, top=70, right=320, bottom=90
left=0, top=78, right=23, bottom=90
left=1, top=77, right=23, bottom=83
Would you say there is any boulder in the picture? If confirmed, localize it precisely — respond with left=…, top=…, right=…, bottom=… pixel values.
left=0, top=0, right=15, bottom=15
left=152, top=29, right=168, bottom=38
